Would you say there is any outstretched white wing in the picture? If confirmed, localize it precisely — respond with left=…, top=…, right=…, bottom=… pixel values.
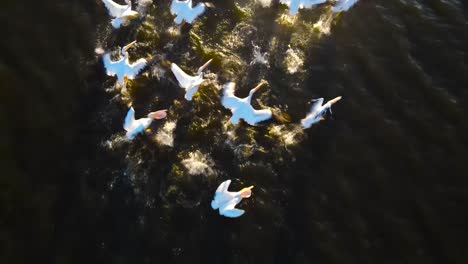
left=309, top=98, right=324, bottom=114
left=171, top=63, right=193, bottom=89
left=123, top=107, right=136, bottom=131
left=170, top=0, right=186, bottom=15
left=127, top=58, right=147, bottom=79
left=102, top=0, right=128, bottom=18
left=222, top=82, right=241, bottom=109
left=244, top=108, right=272, bottom=125
left=185, top=3, right=206, bottom=24
left=102, top=53, right=120, bottom=76
left=280, top=0, right=327, bottom=15
left=333, top=0, right=359, bottom=12
left=220, top=199, right=245, bottom=218
left=215, top=180, right=231, bottom=194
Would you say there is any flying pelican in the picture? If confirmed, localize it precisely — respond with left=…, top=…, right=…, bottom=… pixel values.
left=103, top=41, right=147, bottom=85
left=170, top=0, right=206, bottom=24
left=101, top=0, right=139, bottom=28
left=279, top=0, right=327, bottom=15
left=123, top=107, right=168, bottom=140
left=301, top=96, right=341, bottom=128
left=171, top=59, right=212, bottom=101
left=211, top=180, right=254, bottom=218
left=332, top=0, right=360, bottom=12
left=221, top=81, right=273, bottom=126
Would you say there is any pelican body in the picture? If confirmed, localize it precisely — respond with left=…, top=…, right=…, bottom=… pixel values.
left=211, top=180, right=254, bottom=218
left=301, top=96, right=341, bottom=128
left=279, top=0, right=327, bottom=15
left=124, top=107, right=167, bottom=140
left=221, top=82, right=272, bottom=126
left=103, top=41, right=147, bottom=84
left=332, top=0, right=360, bottom=12
left=170, top=0, right=206, bottom=24
left=102, top=0, right=139, bottom=28
left=171, top=59, right=212, bottom=101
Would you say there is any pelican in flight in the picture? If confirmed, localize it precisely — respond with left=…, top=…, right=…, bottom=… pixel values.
left=332, top=0, right=360, bottom=12
left=221, top=82, right=273, bottom=126
left=103, top=41, right=147, bottom=85
left=211, top=180, right=254, bottom=218
left=171, top=59, right=212, bottom=101
left=301, top=96, right=341, bottom=128
left=123, top=107, right=167, bottom=140
left=102, top=0, right=139, bottom=28
left=279, top=0, right=327, bottom=15
left=170, top=0, right=206, bottom=24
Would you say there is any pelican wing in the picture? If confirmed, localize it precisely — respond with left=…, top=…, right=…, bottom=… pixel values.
left=127, top=58, right=147, bottom=79
left=220, top=199, right=245, bottom=218
left=309, top=98, right=324, bottom=113
left=185, top=3, right=206, bottom=24
left=215, top=180, right=231, bottom=194
left=244, top=108, right=272, bottom=125
left=333, top=0, right=359, bottom=12
left=170, top=0, right=186, bottom=15
left=123, top=107, right=136, bottom=131
left=102, top=0, right=128, bottom=18
left=102, top=53, right=119, bottom=76
left=171, top=63, right=193, bottom=89
left=222, top=82, right=241, bottom=109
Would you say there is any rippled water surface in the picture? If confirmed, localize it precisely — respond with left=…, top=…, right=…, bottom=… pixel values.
left=2, top=0, right=468, bottom=263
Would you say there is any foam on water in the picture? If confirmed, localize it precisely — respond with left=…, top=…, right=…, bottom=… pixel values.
left=284, top=46, right=304, bottom=74
left=250, top=43, right=269, bottom=66
left=256, top=0, right=273, bottom=8
left=155, top=121, right=177, bottom=147
left=313, top=12, right=335, bottom=35
left=181, top=150, right=215, bottom=176
left=269, top=124, right=304, bottom=147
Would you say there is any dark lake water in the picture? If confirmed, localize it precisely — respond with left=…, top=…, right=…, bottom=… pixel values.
left=2, top=0, right=468, bottom=263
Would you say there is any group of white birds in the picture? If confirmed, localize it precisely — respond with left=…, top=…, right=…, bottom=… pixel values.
left=101, top=0, right=358, bottom=218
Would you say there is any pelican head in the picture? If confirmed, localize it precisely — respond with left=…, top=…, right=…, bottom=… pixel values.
left=147, top=109, right=168, bottom=120
left=247, top=81, right=267, bottom=102
left=197, top=59, right=213, bottom=74
left=122, top=40, right=137, bottom=55
left=239, top=186, right=254, bottom=198
left=329, top=96, right=342, bottom=105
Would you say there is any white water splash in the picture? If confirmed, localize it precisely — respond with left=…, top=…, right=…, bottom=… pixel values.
left=284, top=46, right=304, bottom=74
left=151, top=64, right=166, bottom=80
left=333, top=0, right=360, bottom=13
left=102, top=135, right=130, bottom=150
left=181, top=151, right=215, bottom=176
left=256, top=0, right=272, bottom=7
left=313, top=13, right=334, bottom=35
left=250, top=43, right=269, bottom=66
left=280, top=0, right=327, bottom=15
left=269, top=125, right=303, bottom=146
left=155, top=121, right=176, bottom=147
left=94, top=47, right=105, bottom=55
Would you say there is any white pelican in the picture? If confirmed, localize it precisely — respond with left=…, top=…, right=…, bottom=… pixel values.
left=332, top=0, right=360, bottom=12
left=211, top=180, right=254, bottom=218
left=171, top=59, right=212, bottom=101
left=103, top=41, right=147, bottom=85
left=301, top=96, right=341, bottom=128
left=170, top=0, right=206, bottom=24
left=124, top=107, right=167, bottom=140
left=279, top=0, right=327, bottom=15
left=222, top=82, right=273, bottom=126
left=102, top=0, right=139, bottom=29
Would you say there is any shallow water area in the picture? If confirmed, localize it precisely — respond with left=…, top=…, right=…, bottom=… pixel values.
left=2, top=0, right=468, bottom=263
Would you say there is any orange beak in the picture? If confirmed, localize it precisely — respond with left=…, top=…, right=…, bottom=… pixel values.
left=329, top=96, right=342, bottom=105
left=240, top=186, right=254, bottom=198
left=253, top=81, right=267, bottom=92
left=149, top=109, right=167, bottom=120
